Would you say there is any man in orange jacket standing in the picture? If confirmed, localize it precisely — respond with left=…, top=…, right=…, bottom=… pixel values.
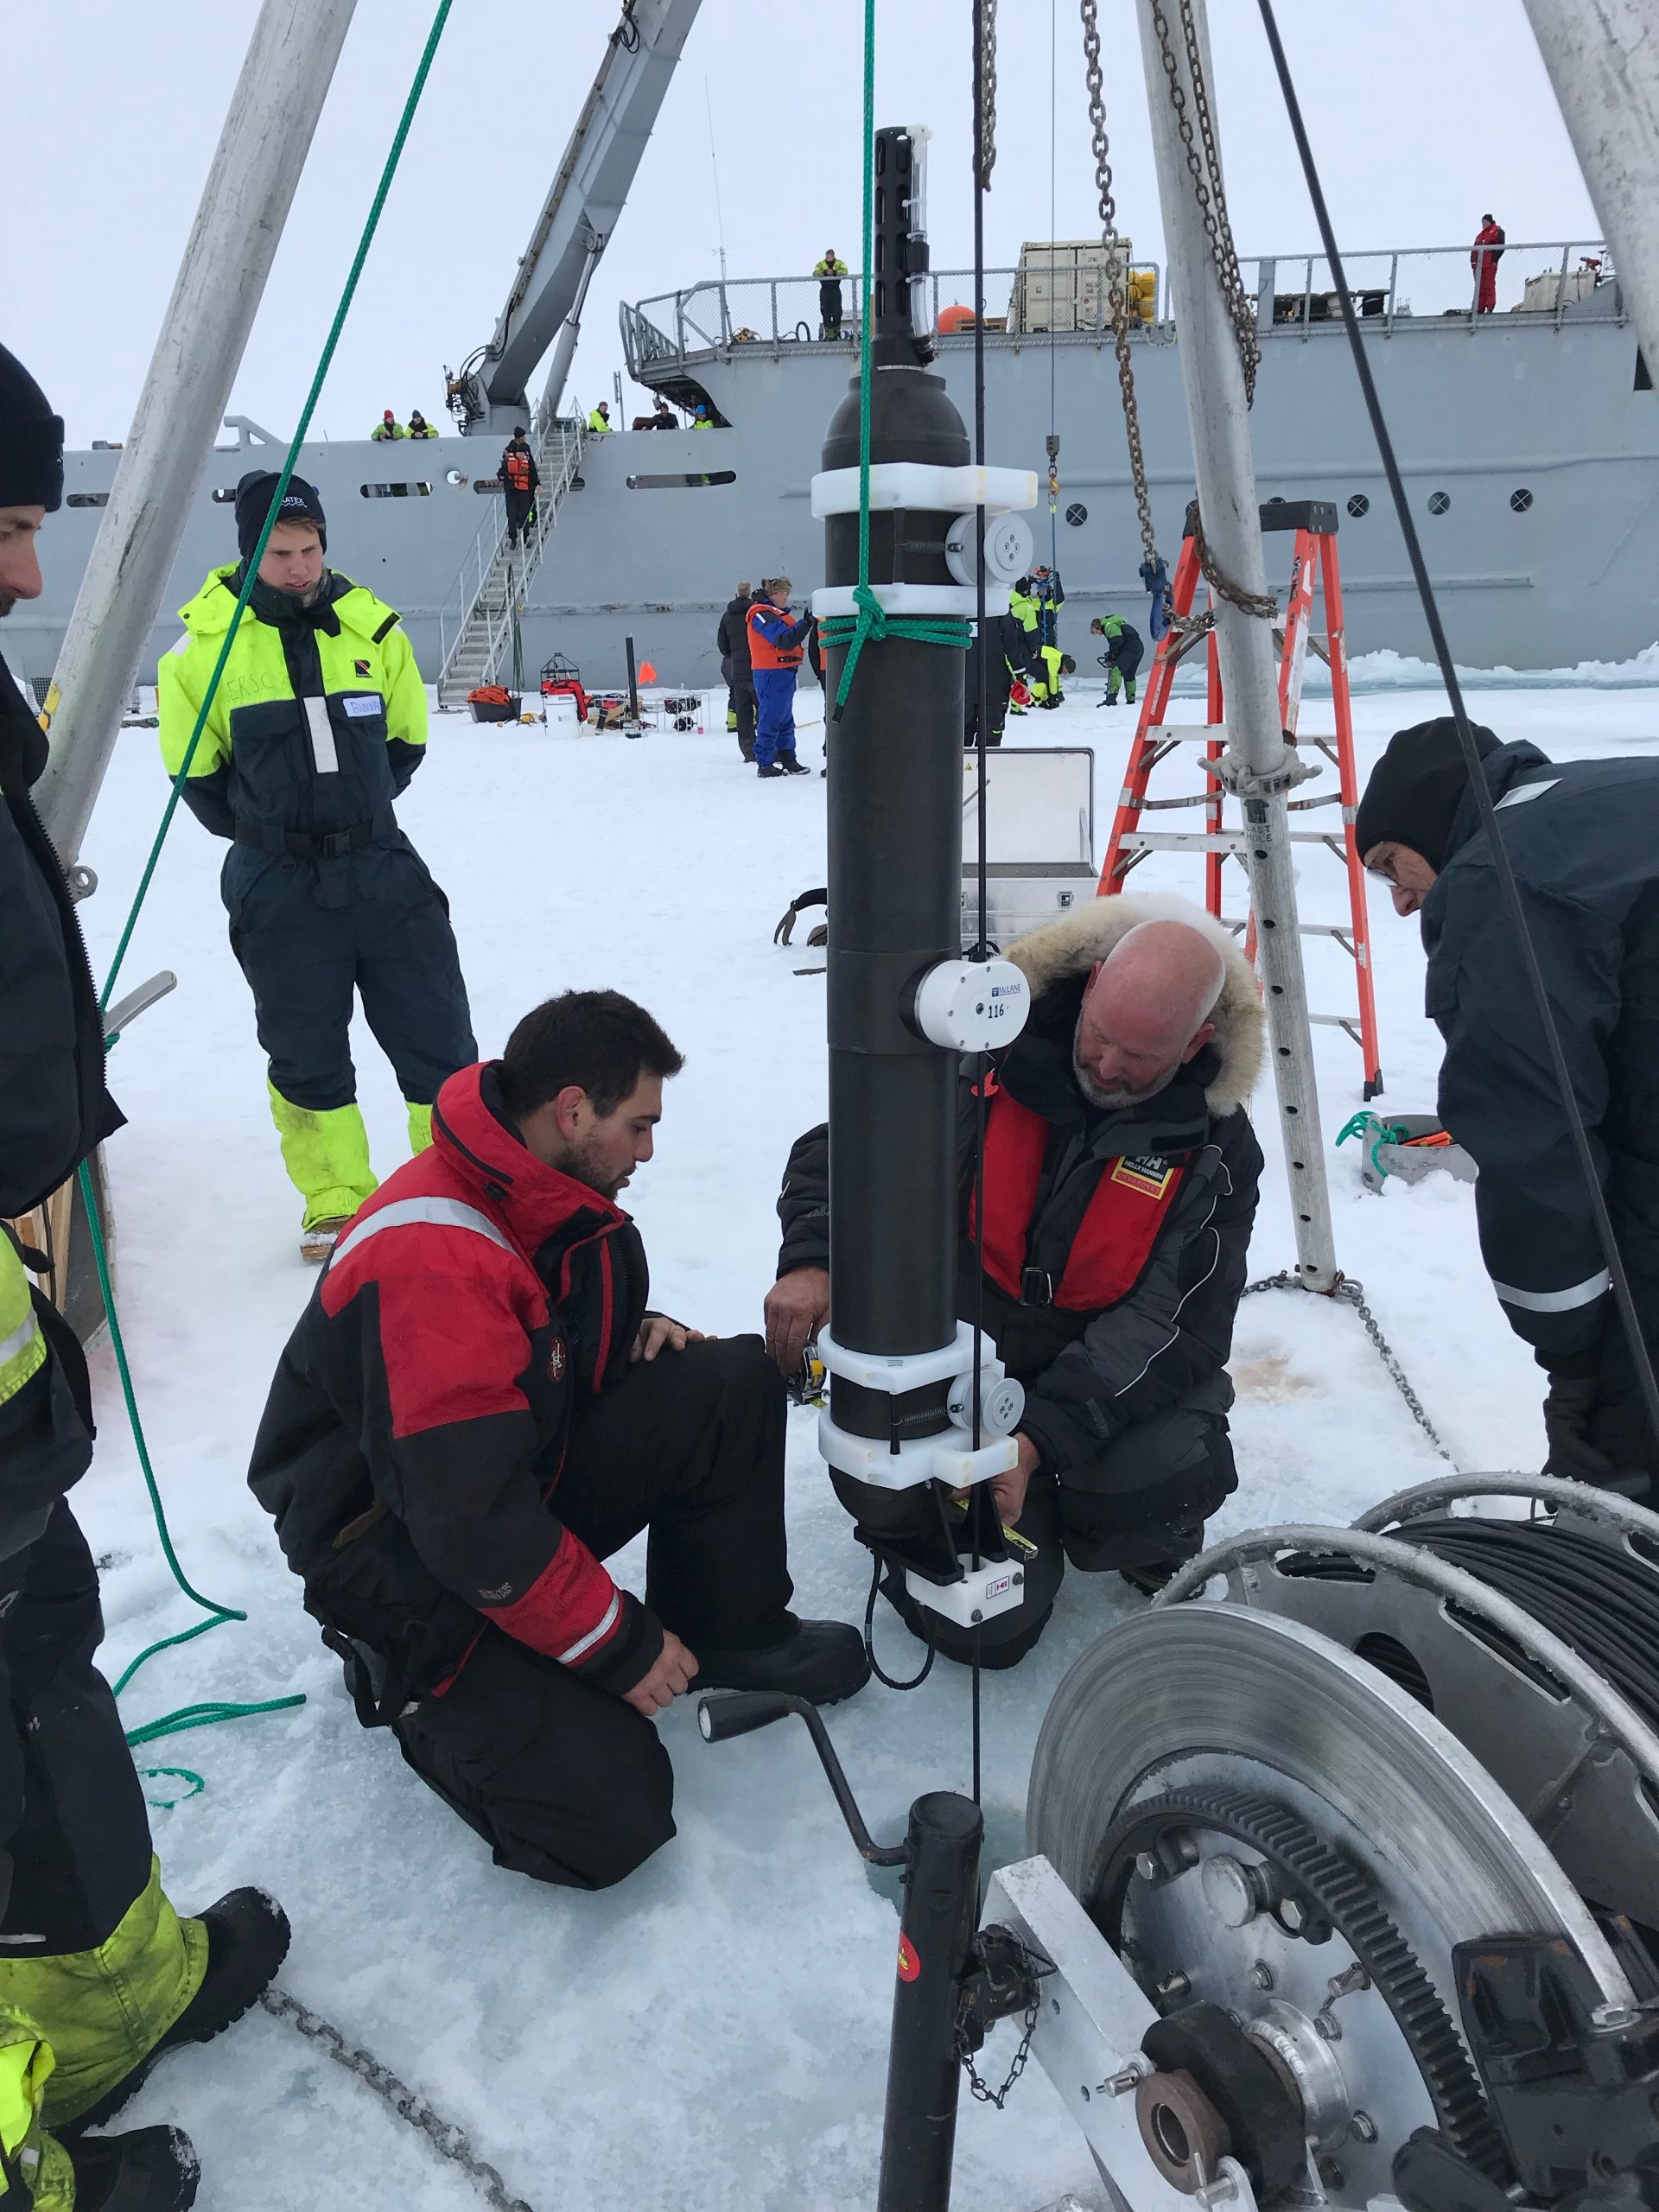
left=747, top=578, right=811, bottom=779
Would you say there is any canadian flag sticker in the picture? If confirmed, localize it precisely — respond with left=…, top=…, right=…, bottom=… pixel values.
left=897, top=1935, right=920, bottom=1983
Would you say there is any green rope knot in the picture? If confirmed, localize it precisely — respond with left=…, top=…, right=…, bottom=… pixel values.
left=823, top=598, right=974, bottom=721
left=1334, top=1109, right=1409, bottom=1182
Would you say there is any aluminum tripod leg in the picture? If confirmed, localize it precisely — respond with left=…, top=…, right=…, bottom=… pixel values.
left=37, top=0, right=359, bottom=868
left=1135, top=0, right=1337, bottom=1290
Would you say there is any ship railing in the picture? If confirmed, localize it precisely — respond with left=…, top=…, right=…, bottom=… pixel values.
left=621, top=238, right=1618, bottom=375
left=622, top=261, right=1169, bottom=367
left=1244, top=238, right=1615, bottom=334
left=435, top=414, right=585, bottom=701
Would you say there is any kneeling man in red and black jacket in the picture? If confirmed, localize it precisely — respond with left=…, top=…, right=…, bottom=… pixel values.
left=250, top=989, right=867, bottom=1891
left=766, top=896, right=1264, bottom=1669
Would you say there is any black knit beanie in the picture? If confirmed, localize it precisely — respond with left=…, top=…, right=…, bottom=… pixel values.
left=0, top=342, right=65, bottom=512
left=234, top=470, right=327, bottom=566
left=1355, top=716, right=1502, bottom=874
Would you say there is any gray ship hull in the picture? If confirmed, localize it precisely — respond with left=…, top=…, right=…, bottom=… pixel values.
left=17, top=279, right=1658, bottom=701
left=528, top=306, right=1659, bottom=686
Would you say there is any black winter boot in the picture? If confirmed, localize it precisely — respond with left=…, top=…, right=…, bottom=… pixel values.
left=68, top=1891, right=289, bottom=2133
left=68, top=2125, right=200, bottom=2212
left=695, top=1618, right=869, bottom=1705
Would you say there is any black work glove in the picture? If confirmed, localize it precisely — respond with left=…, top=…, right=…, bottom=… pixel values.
left=1541, top=1370, right=1613, bottom=1484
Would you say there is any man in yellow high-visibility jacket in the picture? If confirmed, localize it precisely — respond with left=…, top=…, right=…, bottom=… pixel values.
left=2, top=340, right=289, bottom=2211
left=159, top=473, right=477, bottom=1262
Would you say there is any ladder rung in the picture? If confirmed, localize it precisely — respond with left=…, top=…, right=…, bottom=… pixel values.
left=1221, top=918, right=1356, bottom=938
left=1308, top=1013, right=1362, bottom=1029
left=1143, top=725, right=1227, bottom=743
left=1116, top=831, right=1344, bottom=854
left=1116, top=832, right=1243, bottom=853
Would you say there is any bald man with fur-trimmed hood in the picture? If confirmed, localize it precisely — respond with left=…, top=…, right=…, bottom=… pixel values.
left=766, top=893, right=1265, bottom=1667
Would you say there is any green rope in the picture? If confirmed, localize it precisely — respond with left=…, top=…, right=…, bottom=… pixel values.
left=828, top=0, right=973, bottom=722
left=140, top=1768, right=206, bottom=1811
left=77, top=0, right=457, bottom=1774
left=76, top=1159, right=305, bottom=1749
left=1334, top=1109, right=1409, bottom=1182
left=99, top=0, right=455, bottom=1015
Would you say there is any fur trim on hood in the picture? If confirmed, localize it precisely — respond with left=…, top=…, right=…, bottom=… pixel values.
left=1005, top=891, right=1264, bottom=1118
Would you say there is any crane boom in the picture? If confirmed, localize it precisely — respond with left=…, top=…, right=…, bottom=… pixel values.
left=464, top=0, right=702, bottom=430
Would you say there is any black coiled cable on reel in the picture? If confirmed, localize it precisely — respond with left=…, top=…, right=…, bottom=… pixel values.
left=1390, top=1516, right=1659, bottom=1735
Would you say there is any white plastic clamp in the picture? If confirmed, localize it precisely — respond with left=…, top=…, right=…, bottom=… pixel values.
left=810, top=462, right=1039, bottom=521
left=810, top=582, right=979, bottom=621
left=816, top=1323, right=1025, bottom=1494
left=910, top=957, right=1031, bottom=1053
left=817, top=1413, right=1018, bottom=1495
left=905, top=1560, right=1027, bottom=1629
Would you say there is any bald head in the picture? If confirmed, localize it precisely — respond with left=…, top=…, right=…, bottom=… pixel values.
left=1073, top=920, right=1226, bottom=1109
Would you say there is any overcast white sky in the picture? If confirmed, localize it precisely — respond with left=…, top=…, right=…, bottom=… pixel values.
left=5, top=0, right=1600, bottom=447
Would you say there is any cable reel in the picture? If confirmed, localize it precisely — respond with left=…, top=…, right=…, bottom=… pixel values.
left=995, top=1484, right=1659, bottom=2212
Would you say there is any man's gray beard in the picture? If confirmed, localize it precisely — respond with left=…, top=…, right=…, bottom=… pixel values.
left=0, top=593, right=16, bottom=621
left=1071, top=1016, right=1169, bottom=1111
left=1072, top=1052, right=1151, bottom=1110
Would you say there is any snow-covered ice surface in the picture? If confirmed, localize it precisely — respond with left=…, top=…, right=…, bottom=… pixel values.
left=67, top=673, right=1659, bottom=2209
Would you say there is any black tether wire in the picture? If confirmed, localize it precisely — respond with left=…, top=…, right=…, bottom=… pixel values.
left=1289, top=1518, right=1659, bottom=1738
left=1255, top=0, right=1659, bottom=1455
left=969, top=0, right=994, bottom=1811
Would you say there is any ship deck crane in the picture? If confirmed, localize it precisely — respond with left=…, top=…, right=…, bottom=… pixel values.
left=445, top=0, right=702, bottom=434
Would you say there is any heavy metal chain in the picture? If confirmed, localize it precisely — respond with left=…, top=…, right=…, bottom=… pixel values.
left=261, top=1988, right=537, bottom=2212
left=976, top=0, right=998, bottom=189
left=1148, top=0, right=1262, bottom=404
left=1242, top=1274, right=1453, bottom=1463
left=1190, top=505, right=1278, bottom=622
left=957, top=1943, right=1052, bottom=2108
left=1078, top=0, right=1158, bottom=572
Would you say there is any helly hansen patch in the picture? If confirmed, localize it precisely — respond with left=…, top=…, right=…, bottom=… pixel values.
left=1110, top=1155, right=1177, bottom=1201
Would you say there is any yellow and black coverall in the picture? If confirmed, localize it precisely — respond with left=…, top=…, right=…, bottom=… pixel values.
left=1, top=651, right=212, bottom=2203
left=159, top=566, right=476, bottom=1232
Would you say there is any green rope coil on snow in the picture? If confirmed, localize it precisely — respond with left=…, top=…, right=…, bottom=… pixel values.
left=828, top=0, right=973, bottom=722
left=82, top=0, right=457, bottom=1788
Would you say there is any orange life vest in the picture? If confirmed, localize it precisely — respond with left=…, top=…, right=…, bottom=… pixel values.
left=747, top=601, right=804, bottom=671
left=502, top=448, right=534, bottom=493
left=969, top=1085, right=1185, bottom=1310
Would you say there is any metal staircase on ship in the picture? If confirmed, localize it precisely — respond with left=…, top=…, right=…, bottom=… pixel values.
left=435, top=410, right=585, bottom=707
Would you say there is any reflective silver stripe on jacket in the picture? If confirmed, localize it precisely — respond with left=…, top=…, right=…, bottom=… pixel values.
left=1491, top=1267, right=1610, bottom=1313
left=331, top=1196, right=514, bottom=1268
left=1493, top=778, right=1560, bottom=810
left=303, top=694, right=339, bottom=776
left=556, top=1591, right=620, bottom=1665
left=0, top=1310, right=41, bottom=1374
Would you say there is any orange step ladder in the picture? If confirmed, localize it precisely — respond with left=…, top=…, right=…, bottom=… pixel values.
left=1098, top=500, right=1383, bottom=1099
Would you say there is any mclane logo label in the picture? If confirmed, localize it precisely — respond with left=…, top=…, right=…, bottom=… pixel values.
left=1111, top=1154, right=1177, bottom=1201
left=984, top=1574, right=1013, bottom=1600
